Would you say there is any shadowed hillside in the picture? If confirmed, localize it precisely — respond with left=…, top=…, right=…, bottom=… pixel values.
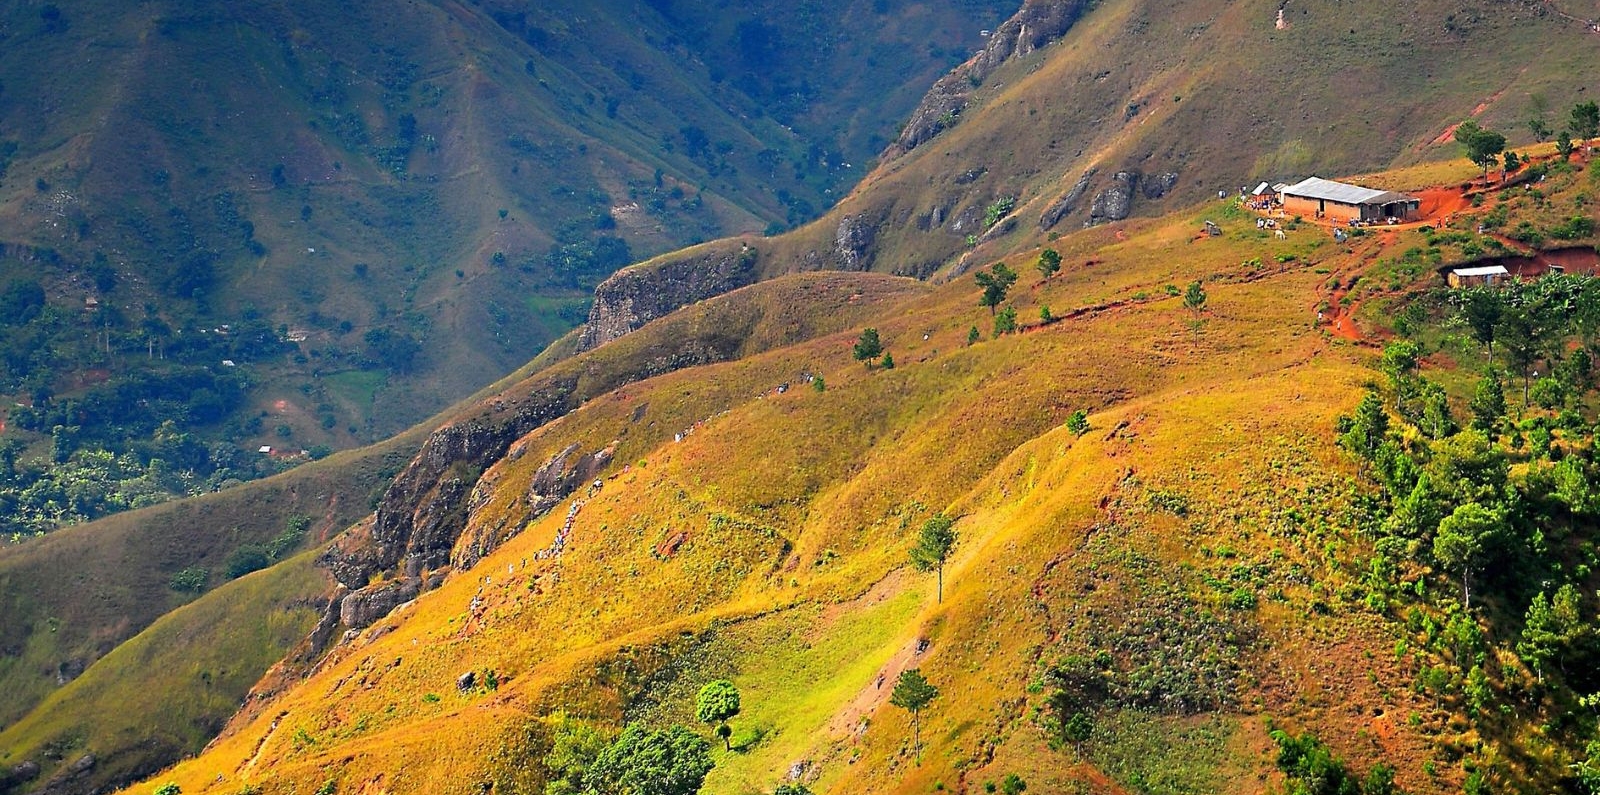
left=0, top=0, right=1012, bottom=531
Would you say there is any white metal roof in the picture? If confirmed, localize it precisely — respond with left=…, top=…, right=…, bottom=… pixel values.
left=1451, top=265, right=1510, bottom=277
left=1281, top=176, right=1417, bottom=206
left=1251, top=181, right=1271, bottom=195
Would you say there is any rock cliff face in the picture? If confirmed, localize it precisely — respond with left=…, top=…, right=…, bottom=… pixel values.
left=884, top=0, right=1092, bottom=160
left=318, top=376, right=582, bottom=591
left=1040, top=171, right=1097, bottom=230
left=1086, top=170, right=1141, bottom=226
left=577, top=241, right=760, bottom=352
left=1143, top=172, right=1180, bottom=200
left=314, top=301, right=776, bottom=630
left=832, top=215, right=877, bottom=270
left=450, top=440, right=615, bottom=571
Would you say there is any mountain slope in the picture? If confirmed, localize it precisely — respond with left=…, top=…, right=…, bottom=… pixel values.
left=111, top=189, right=1439, bottom=795
left=575, top=0, right=1600, bottom=349
left=0, top=0, right=1012, bottom=498
left=118, top=132, right=1600, bottom=793
left=7, top=1, right=1600, bottom=793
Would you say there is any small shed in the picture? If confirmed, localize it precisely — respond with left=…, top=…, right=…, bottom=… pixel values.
left=1280, top=176, right=1421, bottom=223
left=1447, top=265, right=1510, bottom=288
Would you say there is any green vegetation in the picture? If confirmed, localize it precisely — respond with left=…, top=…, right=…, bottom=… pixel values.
left=1270, top=729, right=1399, bottom=795
left=1184, top=279, right=1208, bottom=342
left=975, top=263, right=1018, bottom=314
left=993, top=306, right=1018, bottom=336
left=1036, top=249, right=1062, bottom=280
left=1455, top=121, right=1507, bottom=179
left=853, top=328, right=884, bottom=366
left=1065, top=410, right=1090, bottom=437
left=909, top=514, right=957, bottom=602
left=890, top=668, right=939, bottom=763
left=695, top=680, right=742, bottom=751
left=546, top=721, right=714, bottom=795
left=983, top=197, right=1016, bottom=229
left=1571, top=100, right=1600, bottom=148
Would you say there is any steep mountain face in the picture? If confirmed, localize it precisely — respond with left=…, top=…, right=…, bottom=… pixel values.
left=578, top=0, right=1594, bottom=342
left=5, top=0, right=1600, bottom=794
left=0, top=0, right=1012, bottom=473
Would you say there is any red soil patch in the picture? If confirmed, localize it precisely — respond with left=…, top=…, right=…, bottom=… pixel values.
left=653, top=531, right=688, bottom=559
left=1412, top=186, right=1471, bottom=223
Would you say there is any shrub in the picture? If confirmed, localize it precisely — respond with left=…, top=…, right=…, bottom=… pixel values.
left=1066, top=410, right=1089, bottom=436
left=1550, top=215, right=1596, bottom=240
left=225, top=544, right=270, bottom=579
left=993, top=306, right=1017, bottom=336
left=169, top=567, right=209, bottom=593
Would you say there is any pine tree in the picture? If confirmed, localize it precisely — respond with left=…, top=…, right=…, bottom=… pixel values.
left=890, top=668, right=939, bottom=763
left=853, top=328, right=883, bottom=366
left=910, top=515, right=957, bottom=601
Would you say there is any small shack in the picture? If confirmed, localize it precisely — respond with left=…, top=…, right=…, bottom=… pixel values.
left=1280, top=177, right=1420, bottom=223
left=1446, top=265, right=1510, bottom=288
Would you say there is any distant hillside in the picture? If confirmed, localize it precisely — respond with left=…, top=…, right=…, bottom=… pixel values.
left=575, top=0, right=1600, bottom=349
left=6, top=1, right=1600, bottom=794
left=0, top=0, right=1012, bottom=529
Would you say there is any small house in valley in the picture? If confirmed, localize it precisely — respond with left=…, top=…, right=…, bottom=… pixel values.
left=1446, top=265, right=1510, bottom=288
left=1279, top=177, right=1420, bottom=223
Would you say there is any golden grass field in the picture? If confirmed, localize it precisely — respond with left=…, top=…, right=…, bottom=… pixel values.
left=115, top=150, right=1600, bottom=795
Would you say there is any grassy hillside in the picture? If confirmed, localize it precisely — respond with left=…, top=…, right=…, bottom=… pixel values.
left=0, top=270, right=929, bottom=795
left=0, top=554, right=329, bottom=795
left=748, top=0, right=1600, bottom=282
left=7, top=1, right=1600, bottom=793
left=0, top=0, right=1012, bottom=533
left=0, top=434, right=423, bottom=728
left=91, top=141, right=1600, bottom=795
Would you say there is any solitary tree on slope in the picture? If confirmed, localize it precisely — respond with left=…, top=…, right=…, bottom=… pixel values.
left=695, top=680, right=741, bottom=751
left=890, top=668, right=940, bottom=763
left=910, top=514, right=958, bottom=602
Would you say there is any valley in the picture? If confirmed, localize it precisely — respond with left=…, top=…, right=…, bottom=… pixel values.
left=5, top=1, right=1600, bottom=794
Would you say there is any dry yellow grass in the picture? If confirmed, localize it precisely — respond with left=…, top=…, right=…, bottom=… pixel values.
left=115, top=183, right=1492, bottom=795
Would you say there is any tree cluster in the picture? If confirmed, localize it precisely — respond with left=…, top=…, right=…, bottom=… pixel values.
left=1333, top=273, right=1600, bottom=780
left=544, top=718, right=714, bottom=795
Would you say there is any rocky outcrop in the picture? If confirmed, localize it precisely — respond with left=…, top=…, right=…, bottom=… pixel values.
left=339, top=578, right=422, bottom=630
left=314, top=290, right=778, bottom=628
left=1142, top=172, right=1180, bottom=200
left=884, top=0, right=1092, bottom=160
left=577, top=241, right=760, bottom=351
left=1087, top=171, right=1141, bottom=226
left=31, top=755, right=94, bottom=795
left=317, top=377, right=579, bottom=591
left=451, top=441, right=615, bottom=570
left=833, top=215, right=876, bottom=270
left=1040, top=170, right=1096, bottom=230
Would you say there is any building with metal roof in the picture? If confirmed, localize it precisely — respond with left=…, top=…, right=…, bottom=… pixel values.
left=1446, top=264, right=1509, bottom=288
left=1279, top=176, right=1420, bottom=223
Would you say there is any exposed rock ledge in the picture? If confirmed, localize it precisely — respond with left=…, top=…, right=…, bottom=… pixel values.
left=577, top=240, right=759, bottom=352
left=883, top=0, right=1092, bottom=161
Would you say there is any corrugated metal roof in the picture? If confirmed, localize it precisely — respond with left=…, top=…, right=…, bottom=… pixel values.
left=1281, top=176, right=1417, bottom=205
left=1452, top=265, right=1509, bottom=277
left=1252, top=181, right=1271, bottom=195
